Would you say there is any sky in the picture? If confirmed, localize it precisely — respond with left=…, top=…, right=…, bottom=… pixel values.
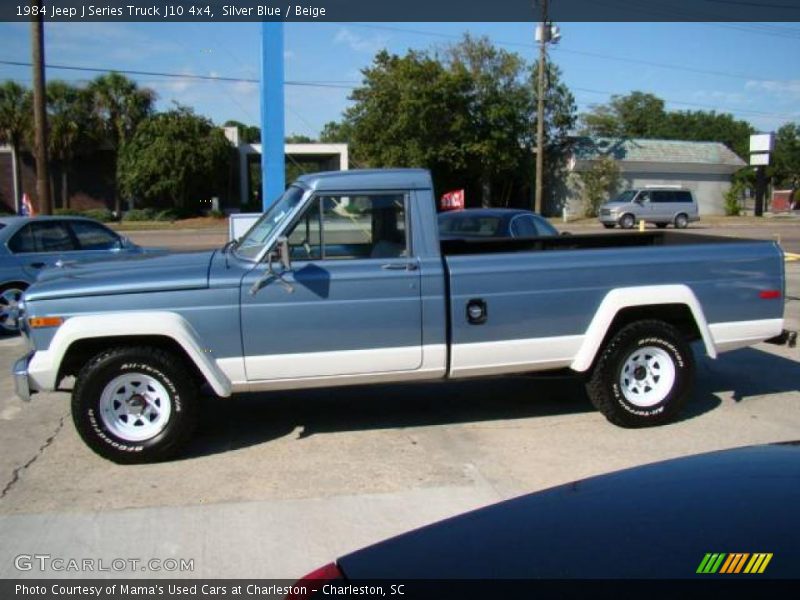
left=0, top=20, right=799, bottom=138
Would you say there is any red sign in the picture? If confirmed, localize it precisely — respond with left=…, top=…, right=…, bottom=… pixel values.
left=440, top=189, right=465, bottom=211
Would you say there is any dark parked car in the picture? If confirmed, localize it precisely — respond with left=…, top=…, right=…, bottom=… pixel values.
left=0, top=216, right=145, bottom=333
left=438, top=208, right=558, bottom=240
left=290, top=443, right=799, bottom=588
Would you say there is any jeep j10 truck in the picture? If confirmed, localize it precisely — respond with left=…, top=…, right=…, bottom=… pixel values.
left=13, top=169, right=790, bottom=463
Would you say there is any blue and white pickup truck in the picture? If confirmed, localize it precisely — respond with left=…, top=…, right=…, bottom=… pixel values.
left=13, top=169, right=791, bottom=463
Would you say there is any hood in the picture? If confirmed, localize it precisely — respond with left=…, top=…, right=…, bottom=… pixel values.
left=25, top=250, right=216, bottom=301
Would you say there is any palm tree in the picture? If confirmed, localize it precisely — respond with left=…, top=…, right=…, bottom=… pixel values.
left=88, top=72, right=155, bottom=214
left=46, top=81, right=98, bottom=209
left=0, top=82, right=32, bottom=213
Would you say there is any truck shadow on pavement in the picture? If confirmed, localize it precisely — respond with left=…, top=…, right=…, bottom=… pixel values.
left=186, top=375, right=593, bottom=458
left=183, top=347, right=799, bottom=459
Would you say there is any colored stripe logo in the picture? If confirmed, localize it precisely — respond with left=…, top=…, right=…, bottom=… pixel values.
left=696, top=553, right=773, bottom=574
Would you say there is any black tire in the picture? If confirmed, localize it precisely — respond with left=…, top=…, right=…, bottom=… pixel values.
left=0, top=283, right=29, bottom=335
left=72, top=346, right=199, bottom=464
left=585, top=320, right=695, bottom=428
left=602, top=223, right=615, bottom=229
left=619, top=214, right=635, bottom=229
left=655, top=223, right=668, bottom=229
left=674, top=213, right=689, bottom=229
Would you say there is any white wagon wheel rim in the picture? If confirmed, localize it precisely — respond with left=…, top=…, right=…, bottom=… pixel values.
left=99, top=373, right=173, bottom=442
left=618, top=346, right=676, bottom=407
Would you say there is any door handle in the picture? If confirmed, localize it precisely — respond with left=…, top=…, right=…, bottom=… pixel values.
left=381, top=263, right=418, bottom=271
left=29, top=262, right=46, bottom=269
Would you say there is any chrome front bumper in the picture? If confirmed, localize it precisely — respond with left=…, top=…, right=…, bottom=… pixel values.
left=13, top=352, right=34, bottom=402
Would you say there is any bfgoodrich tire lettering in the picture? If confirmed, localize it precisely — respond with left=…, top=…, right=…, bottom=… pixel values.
left=586, top=320, right=695, bottom=427
left=72, top=347, right=199, bottom=464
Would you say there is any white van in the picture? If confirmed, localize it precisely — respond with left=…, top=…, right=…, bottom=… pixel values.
left=598, top=187, right=699, bottom=229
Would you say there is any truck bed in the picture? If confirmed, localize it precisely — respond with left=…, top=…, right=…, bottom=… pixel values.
left=441, top=231, right=784, bottom=378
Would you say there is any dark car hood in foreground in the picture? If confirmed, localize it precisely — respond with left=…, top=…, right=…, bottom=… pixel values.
left=25, top=250, right=216, bottom=301
left=338, top=443, right=800, bottom=579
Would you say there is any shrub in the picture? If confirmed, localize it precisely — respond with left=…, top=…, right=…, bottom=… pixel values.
left=82, top=208, right=115, bottom=222
left=54, top=208, right=83, bottom=216
left=122, top=208, right=155, bottom=222
left=154, top=209, right=178, bottom=222
left=724, top=182, right=744, bottom=216
left=208, top=209, right=226, bottom=219
left=54, top=208, right=115, bottom=222
left=578, top=156, right=622, bottom=217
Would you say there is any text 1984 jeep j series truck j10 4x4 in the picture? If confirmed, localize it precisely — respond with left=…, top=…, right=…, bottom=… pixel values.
left=12, top=169, right=791, bottom=463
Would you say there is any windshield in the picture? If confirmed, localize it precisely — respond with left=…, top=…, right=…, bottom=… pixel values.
left=608, top=190, right=637, bottom=204
left=234, top=186, right=306, bottom=260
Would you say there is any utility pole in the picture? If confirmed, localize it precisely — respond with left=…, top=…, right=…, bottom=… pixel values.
left=534, top=0, right=548, bottom=214
left=31, top=1, right=51, bottom=215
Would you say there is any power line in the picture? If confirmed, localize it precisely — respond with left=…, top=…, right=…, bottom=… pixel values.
left=0, top=60, right=356, bottom=89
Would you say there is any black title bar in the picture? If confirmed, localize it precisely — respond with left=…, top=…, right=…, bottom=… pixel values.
left=2, top=0, right=800, bottom=22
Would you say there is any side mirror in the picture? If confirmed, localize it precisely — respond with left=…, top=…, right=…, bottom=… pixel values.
left=276, top=236, right=292, bottom=271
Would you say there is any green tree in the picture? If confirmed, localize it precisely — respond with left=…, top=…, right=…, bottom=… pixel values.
left=578, top=156, right=621, bottom=217
left=335, top=37, right=576, bottom=211
left=771, top=123, right=800, bottom=198
left=581, top=92, right=666, bottom=137
left=46, top=81, right=99, bottom=209
left=319, top=120, right=353, bottom=144
left=285, top=134, right=314, bottom=143
left=118, top=105, right=232, bottom=211
left=531, top=59, right=578, bottom=211
left=444, top=34, right=533, bottom=206
left=0, top=81, right=32, bottom=211
left=89, top=72, right=155, bottom=213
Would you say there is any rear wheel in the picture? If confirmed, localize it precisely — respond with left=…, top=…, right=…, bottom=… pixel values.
left=586, top=320, right=694, bottom=427
left=674, top=213, right=689, bottom=229
left=72, top=346, right=199, bottom=463
left=619, top=214, right=636, bottom=229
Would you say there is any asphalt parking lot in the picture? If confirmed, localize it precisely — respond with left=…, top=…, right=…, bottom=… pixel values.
left=1, top=221, right=799, bottom=579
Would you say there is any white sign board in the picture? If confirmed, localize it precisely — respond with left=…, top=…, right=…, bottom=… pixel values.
left=229, top=212, right=261, bottom=241
left=750, top=133, right=775, bottom=153
left=750, top=153, right=770, bottom=166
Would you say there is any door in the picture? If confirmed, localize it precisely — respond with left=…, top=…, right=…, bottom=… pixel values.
left=9, top=221, right=81, bottom=278
left=240, top=192, right=423, bottom=381
left=649, top=191, right=673, bottom=221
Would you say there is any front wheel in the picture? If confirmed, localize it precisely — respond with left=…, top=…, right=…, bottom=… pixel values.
left=72, top=347, right=199, bottom=463
left=585, top=320, right=695, bottom=427
left=619, top=214, right=636, bottom=229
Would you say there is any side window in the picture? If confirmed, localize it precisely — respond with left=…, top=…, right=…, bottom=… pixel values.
left=285, top=194, right=407, bottom=260
left=638, top=191, right=650, bottom=203
left=510, top=216, right=538, bottom=238
left=8, top=225, right=36, bottom=253
left=11, top=222, right=76, bottom=253
left=31, top=222, right=76, bottom=252
left=287, top=199, right=322, bottom=260
left=69, top=221, right=121, bottom=250
left=651, top=191, right=670, bottom=203
left=677, top=191, right=693, bottom=203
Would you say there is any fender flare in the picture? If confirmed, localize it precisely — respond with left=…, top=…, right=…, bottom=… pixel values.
left=570, top=284, right=716, bottom=372
left=27, top=311, right=232, bottom=397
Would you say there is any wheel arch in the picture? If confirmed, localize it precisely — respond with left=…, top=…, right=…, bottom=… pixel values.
left=29, top=312, right=232, bottom=397
left=571, top=285, right=716, bottom=372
